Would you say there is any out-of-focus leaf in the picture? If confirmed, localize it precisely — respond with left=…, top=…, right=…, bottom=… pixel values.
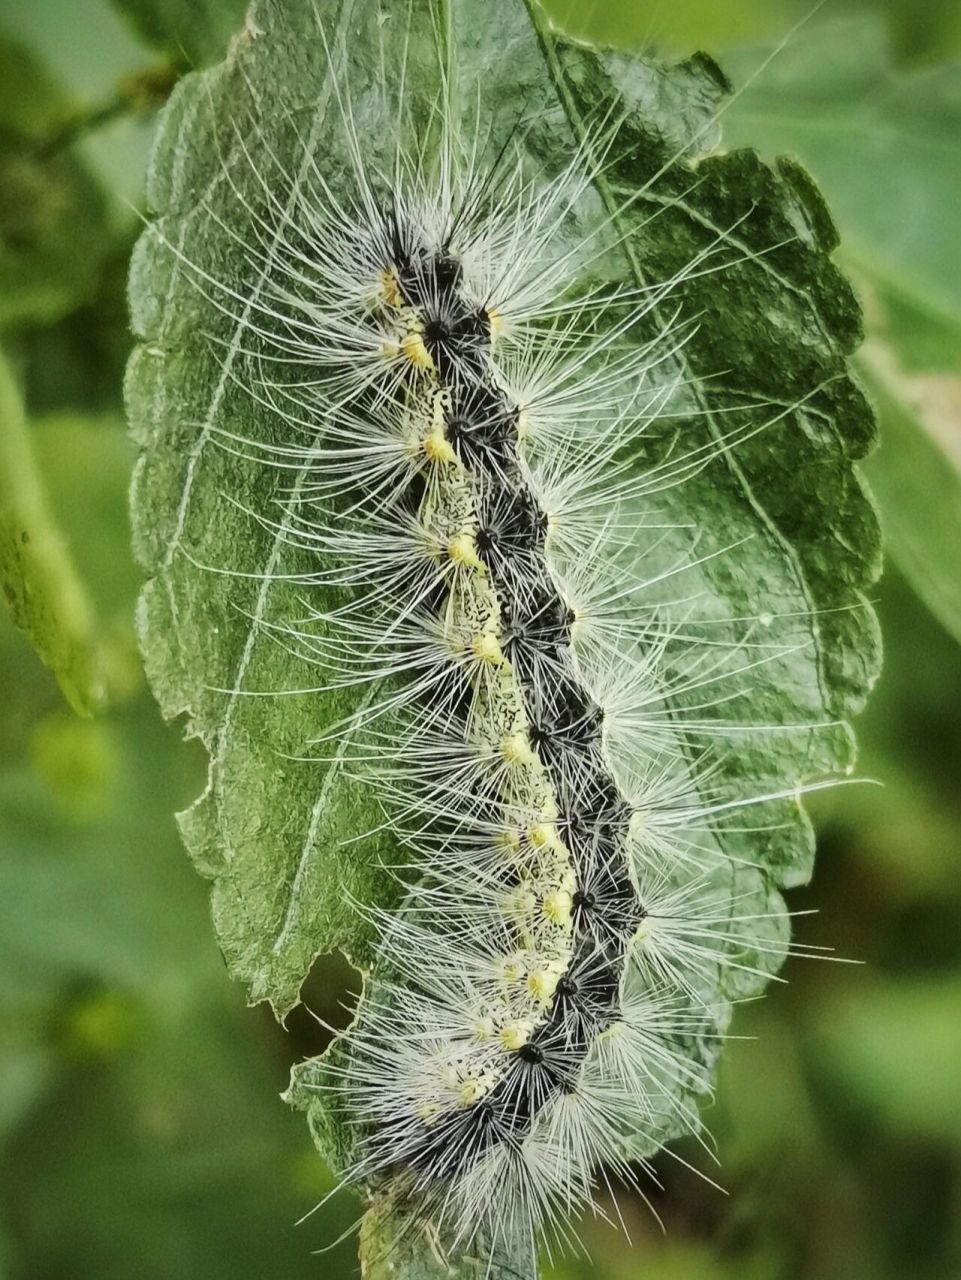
left=860, top=338, right=961, bottom=645
left=0, top=399, right=200, bottom=997
left=0, top=1041, right=53, bottom=1144
left=2, top=0, right=172, bottom=211
left=721, top=18, right=961, bottom=642
left=542, top=0, right=779, bottom=56
left=803, top=566, right=961, bottom=914
left=0, top=351, right=106, bottom=715
left=29, top=712, right=118, bottom=820
left=0, top=36, right=113, bottom=331
left=0, top=701, right=206, bottom=1006
left=111, top=0, right=249, bottom=66
left=547, top=1239, right=773, bottom=1280
left=0, top=997, right=359, bottom=1280
left=30, top=413, right=141, bottom=623
left=816, top=977, right=961, bottom=1142
left=543, top=0, right=961, bottom=65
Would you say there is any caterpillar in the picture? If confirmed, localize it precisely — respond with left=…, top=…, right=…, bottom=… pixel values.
left=130, top=0, right=879, bottom=1272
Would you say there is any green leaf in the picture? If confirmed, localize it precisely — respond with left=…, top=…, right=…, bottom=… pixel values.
left=539, top=0, right=783, bottom=56
left=128, top=0, right=880, bottom=1272
left=0, top=35, right=113, bottom=331
left=0, top=351, right=106, bottom=715
left=720, top=17, right=961, bottom=642
left=111, top=0, right=249, bottom=66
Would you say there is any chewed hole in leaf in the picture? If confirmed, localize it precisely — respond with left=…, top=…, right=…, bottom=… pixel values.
left=281, top=951, right=364, bottom=1060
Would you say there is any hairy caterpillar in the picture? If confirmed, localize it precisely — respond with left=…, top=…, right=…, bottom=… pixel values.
left=130, top=0, right=879, bottom=1271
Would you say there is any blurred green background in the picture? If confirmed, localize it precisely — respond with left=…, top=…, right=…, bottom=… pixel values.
left=0, top=1, right=958, bottom=1277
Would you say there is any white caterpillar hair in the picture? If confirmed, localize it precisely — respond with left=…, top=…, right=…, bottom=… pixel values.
left=137, top=0, right=872, bottom=1270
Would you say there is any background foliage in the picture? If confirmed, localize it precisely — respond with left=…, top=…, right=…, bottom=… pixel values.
left=0, top=2, right=958, bottom=1278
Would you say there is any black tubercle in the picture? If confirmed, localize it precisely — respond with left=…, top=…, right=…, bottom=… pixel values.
left=385, top=225, right=492, bottom=381
left=572, top=861, right=642, bottom=945
left=445, top=384, right=518, bottom=474
left=422, top=307, right=491, bottom=380
left=433, top=253, right=464, bottom=292
left=476, top=485, right=548, bottom=570
left=528, top=678, right=604, bottom=767
left=503, top=583, right=576, bottom=656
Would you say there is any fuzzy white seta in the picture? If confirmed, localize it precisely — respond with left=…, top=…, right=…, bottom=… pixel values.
left=153, top=9, right=851, bottom=1268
